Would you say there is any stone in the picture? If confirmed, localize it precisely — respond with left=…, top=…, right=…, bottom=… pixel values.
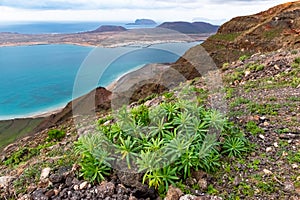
left=129, top=194, right=138, bottom=200
left=165, top=185, right=183, bottom=200
left=266, top=147, right=273, bottom=152
left=263, top=169, right=273, bottom=175
left=274, top=65, right=280, bottom=70
left=80, top=181, right=88, bottom=190
left=273, top=142, right=279, bottom=148
left=198, top=178, right=208, bottom=190
left=0, top=176, right=15, bottom=188
left=49, top=173, right=63, bottom=184
left=32, top=189, right=48, bottom=200
left=40, top=168, right=51, bottom=181
left=284, top=181, right=295, bottom=192
left=45, top=189, right=56, bottom=198
left=259, top=134, right=265, bottom=140
left=282, top=151, right=288, bottom=157
left=292, top=164, right=298, bottom=169
left=97, top=181, right=115, bottom=198
left=74, top=185, right=79, bottom=191
left=19, top=194, right=32, bottom=200
left=263, top=121, right=270, bottom=127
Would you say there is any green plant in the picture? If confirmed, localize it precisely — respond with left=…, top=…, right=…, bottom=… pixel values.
left=245, top=121, right=264, bottom=135
left=131, top=105, right=150, bottom=126
left=222, top=137, right=248, bottom=157
left=291, top=50, right=298, bottom=55
left=294, top=57, right=300, bottom=64
left=207, top=184, right=219, bottom=195
left=239, top=55, right=250, bottom=62
left=47, top=129, right=66, bottom=141
left=74, top=133, right=112, bottom=183
left=115, top=136, right=140, bottom=169
left=73, top=86, right=248, bottom=195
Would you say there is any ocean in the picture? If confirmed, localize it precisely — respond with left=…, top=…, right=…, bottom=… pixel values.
left=0, top=21, right=157, bottom=34
left=0, top=42, right=199, bottom=119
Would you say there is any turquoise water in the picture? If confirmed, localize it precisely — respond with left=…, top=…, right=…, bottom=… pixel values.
left=0, top=43, right=198, bottom=119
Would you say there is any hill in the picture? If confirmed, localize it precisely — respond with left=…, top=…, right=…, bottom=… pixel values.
left=157, top=21, right=219, bottom=34
left=89, top=25, right=127, bottom=33
left=201, top=1, right=300, bottom=67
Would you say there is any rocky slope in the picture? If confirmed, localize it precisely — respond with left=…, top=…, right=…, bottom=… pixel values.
left=0, top=2, right=300, bottom=200
left=200, top=1, right=300, bottom=67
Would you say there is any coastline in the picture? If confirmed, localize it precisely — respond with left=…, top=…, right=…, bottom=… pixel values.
left=0, top=31, right=209, bottom=48
left=0, top=37, right=205, bottom=121
left=0, top=106, right=65, bottom=121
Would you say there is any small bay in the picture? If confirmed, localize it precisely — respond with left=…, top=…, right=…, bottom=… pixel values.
left=0, top=42, right=199, bottom=119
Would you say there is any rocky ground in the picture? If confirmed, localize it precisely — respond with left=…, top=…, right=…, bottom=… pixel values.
left=0, top=48, right=299, bottom=200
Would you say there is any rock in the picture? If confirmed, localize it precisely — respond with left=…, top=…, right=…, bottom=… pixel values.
left=179, top=195, right=197, bottom=200
left=292, top=164, right=299, bottom=169
left=49, top=173, right=63, bottom=183
left=263, top=169, right=273, bottom=175
left=263, top=121, right=270, bottom=127
left=40, top=168, right=51, bottom=181
left=0, top=176, right=15, bottom=188
left=274, top=64, right=280, bottom=70
left=97, top=181, right=115, bottom=198
left=80, top=181, right=88, bottom=190
left=284, top=181, right=295, bottom=192
left=282, top=151, right=288, bottom=157
left=129, top=194, right=138, bottom=200
left=233, top=176, right=241, bottom=186
left=74, top=185, right=79, bottom=191
left=32, top=189, right=48, bottom=200
left=198, top=178, right=208, bottom=190
left=45, top=189, right=56, bottom=198
left=165, top=185, right=184, bottom=200
left=266, top=147, right=273, bottom=152
left=65, top=176, right=73, bottom=186
left=259, top=134, right=265, bottom=140
left=19, top=194, right=32, bottom=200
left=186, top=177, right=197, bottom=186
left=273, top=142, right=279, bottom=148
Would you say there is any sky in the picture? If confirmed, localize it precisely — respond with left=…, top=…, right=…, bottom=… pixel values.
left=0, top=0, right=293, bottom=24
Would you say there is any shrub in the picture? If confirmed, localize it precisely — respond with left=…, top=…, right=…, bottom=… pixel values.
left=74, top=86, right=249, bottom=194
left=239, top=55, right=250, bottom=62
left=245, top=121, right=264, bottom=135
left=47, top=129, right=66, bottom=141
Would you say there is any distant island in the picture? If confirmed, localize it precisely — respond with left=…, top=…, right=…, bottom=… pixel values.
left=158, top=21, right=219, bottom=34
left=126, top=19, right=157, bottom=25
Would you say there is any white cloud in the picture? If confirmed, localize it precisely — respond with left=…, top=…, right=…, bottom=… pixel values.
left=0, top=0, right=292, bottom=23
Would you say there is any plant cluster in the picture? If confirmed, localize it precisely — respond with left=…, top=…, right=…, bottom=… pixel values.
left=75, top=88, right=249, bottom=194
left=47, top=129, right=66, bottom=142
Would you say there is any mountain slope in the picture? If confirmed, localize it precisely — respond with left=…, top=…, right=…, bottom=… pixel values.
left=200, top=1, right=300, bottom=67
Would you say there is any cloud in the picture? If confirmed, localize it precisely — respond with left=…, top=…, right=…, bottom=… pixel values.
left=0, top=0, right=283, bottom=10
left=0, top=0, right=202, bottom=10
left=0, top=0, right=291, bottom=22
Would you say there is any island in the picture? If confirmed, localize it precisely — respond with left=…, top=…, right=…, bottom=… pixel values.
left=158, top=21, right=219, bottom=34
left=126, top=19, right=157, bottom=25
left=88, top=25, right=127, bottom=33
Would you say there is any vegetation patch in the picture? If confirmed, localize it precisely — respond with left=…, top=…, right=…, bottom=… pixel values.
left=74, top=87, right=249, bottom=195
